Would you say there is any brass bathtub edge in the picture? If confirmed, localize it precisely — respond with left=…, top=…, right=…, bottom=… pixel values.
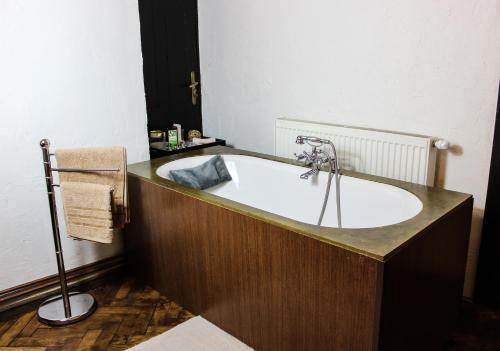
left=127, top=146, right=472, bottom=262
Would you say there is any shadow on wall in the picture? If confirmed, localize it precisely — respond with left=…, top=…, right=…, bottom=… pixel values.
left=435, top=144, right=463, bottom=188
left=466, top=208, right=485, bottom=296
left=436, top=145, right=483, bottom=298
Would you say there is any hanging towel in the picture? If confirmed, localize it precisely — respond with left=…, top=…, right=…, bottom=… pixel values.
left=60, top=182, right=115, bottom=243
left=55, top=146, right=129, bottom=229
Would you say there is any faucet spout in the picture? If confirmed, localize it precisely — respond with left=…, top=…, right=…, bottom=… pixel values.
left=300, top=168, right=319, bottom=179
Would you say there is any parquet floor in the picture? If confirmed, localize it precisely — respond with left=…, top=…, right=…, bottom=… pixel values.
left=1, top=275, right=500, bottom=350
left=0, top=277, right=194, bottom=351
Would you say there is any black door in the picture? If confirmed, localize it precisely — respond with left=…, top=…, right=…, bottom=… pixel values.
left=475, top=82, right=500, bottom=305
left=138, top=0, right=202, bottom=135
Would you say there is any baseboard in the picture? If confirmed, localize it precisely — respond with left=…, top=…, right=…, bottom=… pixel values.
left=0, top=255, right=125, bottom=313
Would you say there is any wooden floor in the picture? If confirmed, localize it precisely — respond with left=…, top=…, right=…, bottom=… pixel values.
left=0, top=276, right=193, bottom=351
left=445, top=301, right=500, bottom=351
left=1, top=275, right=500, bottom=350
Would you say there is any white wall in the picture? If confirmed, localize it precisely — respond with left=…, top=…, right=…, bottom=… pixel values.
left=0, top=1, right=149, bottom=290
left=199, top=0, right=500, bottom=296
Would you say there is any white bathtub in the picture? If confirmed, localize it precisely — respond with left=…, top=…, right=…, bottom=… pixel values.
left=156, top=154, right=423, bottom=229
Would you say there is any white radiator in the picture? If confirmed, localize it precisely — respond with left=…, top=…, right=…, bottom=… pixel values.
left=275, top=118, right=437, bottom=186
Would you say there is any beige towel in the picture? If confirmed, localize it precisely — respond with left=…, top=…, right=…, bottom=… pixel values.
left=55, top=146, right=129, bottom=228
left=60, top=182, right=114, bottom=243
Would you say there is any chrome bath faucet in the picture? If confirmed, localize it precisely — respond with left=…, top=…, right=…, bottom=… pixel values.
left=295, top=135, right=342, bottom=228
left=295, top=145, right=331, bottom=179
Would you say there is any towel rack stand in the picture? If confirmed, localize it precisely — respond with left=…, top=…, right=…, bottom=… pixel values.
left=38, top=138, right=120, bottom=326
left=52, top=167, right=120, bottom=173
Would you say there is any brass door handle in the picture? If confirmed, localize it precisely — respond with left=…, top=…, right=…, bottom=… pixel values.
left=189, top=71, right=199, bottom=105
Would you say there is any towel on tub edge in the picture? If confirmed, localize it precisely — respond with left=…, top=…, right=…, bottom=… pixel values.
left=60, top=182, right=115, bottom=244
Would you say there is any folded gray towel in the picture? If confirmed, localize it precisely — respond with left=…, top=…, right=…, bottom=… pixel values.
left=169, top=155, right=232, bottom=190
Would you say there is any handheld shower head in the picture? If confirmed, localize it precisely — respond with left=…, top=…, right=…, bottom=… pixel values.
left=296, top=135, right=327, bottom=146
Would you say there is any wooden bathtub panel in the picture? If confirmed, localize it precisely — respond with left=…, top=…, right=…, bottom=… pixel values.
left=379, top=198, right=473, bottom=351
left=125, top=176, right=383, bottom=351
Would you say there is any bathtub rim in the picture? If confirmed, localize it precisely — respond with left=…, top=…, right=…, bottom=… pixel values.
left=127, top=146, right=472, bottom=262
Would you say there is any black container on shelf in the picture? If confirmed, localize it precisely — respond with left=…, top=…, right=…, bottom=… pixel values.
left=149, top=138, right=226, bottom=160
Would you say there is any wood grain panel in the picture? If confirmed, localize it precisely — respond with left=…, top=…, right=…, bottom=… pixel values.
left=379, top=198, right=473, bottom=351
left=125, top=176, right=383, bottom=351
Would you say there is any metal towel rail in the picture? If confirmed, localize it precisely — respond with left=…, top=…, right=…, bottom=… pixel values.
left=38, top=139, right=120, bottom=326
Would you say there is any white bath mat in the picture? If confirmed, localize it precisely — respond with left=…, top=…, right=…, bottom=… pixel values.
left=127, top=316, right=254, bottom=350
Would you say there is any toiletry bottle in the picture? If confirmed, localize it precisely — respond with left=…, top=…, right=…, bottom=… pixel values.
left=173, top=123, right=183, bottom=143
left=168, top=127, right=178, bottom=147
